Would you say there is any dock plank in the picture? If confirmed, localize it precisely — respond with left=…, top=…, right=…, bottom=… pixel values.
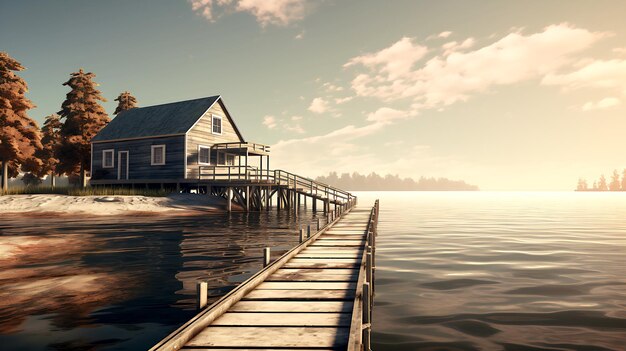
left=230, top=301, right=353, bottom=312
left=243, top=289, right=354, bottom=300
left=187, top=326, right=349, bottom=348
left=256, top=281, right=356, bottom=290
left=211, top=312, right=352, bottom=326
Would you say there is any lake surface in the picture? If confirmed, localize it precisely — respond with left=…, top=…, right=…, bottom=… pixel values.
left=356, top=192, right=626, bottom=351
left=1, top=192, right=625, bottom=350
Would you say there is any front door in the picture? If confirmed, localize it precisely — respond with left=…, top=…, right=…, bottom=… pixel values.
left=118, top=151, right=129, bottom=180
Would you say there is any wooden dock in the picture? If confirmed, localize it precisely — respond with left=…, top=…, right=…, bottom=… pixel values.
left=150, top=200, right=379, bottom=351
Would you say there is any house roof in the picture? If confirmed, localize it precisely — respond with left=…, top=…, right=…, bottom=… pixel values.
left=92, top=95, right=244, bottom=142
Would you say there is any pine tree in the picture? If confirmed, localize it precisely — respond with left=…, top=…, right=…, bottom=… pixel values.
left=35, top=114, right=62, bottom=187
left=597, top=174, right=608, bottom=191
left=0, top=52, right=42, bottom=192
left=57, top=69, right=109, bottom=188
left=609, top=169, right=621, bottom=191
left=113, top=91, right=137, bottom=115
left=576, top=178, right=588, bottom=191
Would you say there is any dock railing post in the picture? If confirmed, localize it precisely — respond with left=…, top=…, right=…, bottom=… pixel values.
left=197, top=281, right=208, bottom=310
left=363, top=282, right=371, bottom=351
left=263, top=247, right=271, bottom=267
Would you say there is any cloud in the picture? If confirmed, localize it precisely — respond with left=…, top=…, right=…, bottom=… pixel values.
left=344, top=37, right=428, bottom=80
left=441, top=37, right=475, bottom=55
left=262, top=115, right=277, bottom=129
left=345, top=23, right=609, bottom=110
left=189, top=0, right=308, bottom=26
left=439, top=31, right=452, bottom=38
left=334, top=96, right=353, bottom=104
left=581, top=97, right=621, bottom=111
left=366, top=107, right=411, bottom=123
left=308, top=97, right=329, bottom=113
left=542, top=59, right=626, bottom=93
left=295, top=31, right=305, bottom=40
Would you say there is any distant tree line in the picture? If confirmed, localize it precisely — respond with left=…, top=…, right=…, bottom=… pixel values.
left=0, top=52, right=137, bottom=192
left=316, top=172, right=479, bottom=191
left=576, top=169, right=626, bottom=191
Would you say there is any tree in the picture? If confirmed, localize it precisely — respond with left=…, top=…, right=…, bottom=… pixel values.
left=0, top=52, right=42, bottom=192
left=57, top=69, right=109, bottom=188
left=597, top=174, right=608, bottom=191
left=576, top=178, right=588, bottom=191
left=622, top=169, right=626, bottom=192
left=113, top=91, right=137, bottom=115
left=35, top=114, right=62, bottom=187
left=22, top=172, right=42, bottom=186
left=609, top=169, right=621, bottom=191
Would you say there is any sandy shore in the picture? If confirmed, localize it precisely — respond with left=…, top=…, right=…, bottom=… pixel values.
left=0, top=194, right=233, bottom=216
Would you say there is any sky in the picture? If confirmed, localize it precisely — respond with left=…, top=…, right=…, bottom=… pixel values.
left=1, top=0, right=626, bottom=190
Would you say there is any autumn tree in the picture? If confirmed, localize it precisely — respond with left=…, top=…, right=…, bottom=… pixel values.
left=113, top=91, right=137, bottom=115
left=57, top=69, right=109, bottom=188
left=35, top=114, right=62, bottom=187
left=0, top=52, right=42, bottom=192
left=597, top=174, right=608, bottom=191
left=609, top=169, right=621, bottom=191
left=622, top=169, right=626, bottom=191
left=576, top=178, right=588, bottom=191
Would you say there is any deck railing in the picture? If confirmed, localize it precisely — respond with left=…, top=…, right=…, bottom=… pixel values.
left=212, top=142, right=271, bottom=154
left=197, top=165, right=355, bottom=204
left=347, top=199, right=379, bottom=351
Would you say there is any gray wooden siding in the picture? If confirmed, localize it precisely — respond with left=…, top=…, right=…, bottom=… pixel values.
left=186, top=100, right=243, bottom=179
left=92, top=135, right=185, bottom=181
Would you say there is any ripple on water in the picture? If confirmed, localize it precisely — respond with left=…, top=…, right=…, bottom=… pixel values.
left=356, top=191, right=626, bottom=351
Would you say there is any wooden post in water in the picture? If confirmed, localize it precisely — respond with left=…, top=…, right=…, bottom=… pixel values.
left=306, top=224, right=311, bottom=238
left=317, top=218, right=321, bottom=231
left=197, top=281, right=208, bottom=310
left=312, top=197, right=317, bottom=212
left=227, top=187, right=233, bottom=212
left=263, top=247, right=271, bottom=267
left=299, top=228, right=305, bottom=243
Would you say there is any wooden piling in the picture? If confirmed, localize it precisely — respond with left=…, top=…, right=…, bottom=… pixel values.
left=263, top=247, right=271, bottom=267
left=197, top=281, right=208, bottom=310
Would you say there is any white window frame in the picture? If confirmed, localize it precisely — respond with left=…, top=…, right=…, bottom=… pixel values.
left=198, top=145, right=211, bottom=165
left=211, top=114, right=222, bottom=135
left=103, top=149, right=114, bottom=168
left=151, top=145, right=166, bottom=166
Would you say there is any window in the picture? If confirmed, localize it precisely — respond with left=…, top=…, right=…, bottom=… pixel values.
left=212, top=115, right=222, bottom=135
left=198, top=145, right=210, bottom=164
left=103, top=149, right=114, bottom=168
left=151, top=145, right=166, bottom=165
left=226, top=154, right=235, bottom=166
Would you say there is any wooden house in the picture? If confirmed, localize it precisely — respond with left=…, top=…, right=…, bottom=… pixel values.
left=90, top=95, right=270, bottom=189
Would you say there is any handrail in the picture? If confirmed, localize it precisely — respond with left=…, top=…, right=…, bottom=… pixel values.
left=197, top=165, right=356, bottom=204
left=347, top=199, right=379, bottom=351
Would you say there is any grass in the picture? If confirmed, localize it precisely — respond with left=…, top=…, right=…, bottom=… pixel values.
left=1, top=186, right=170, bottom=197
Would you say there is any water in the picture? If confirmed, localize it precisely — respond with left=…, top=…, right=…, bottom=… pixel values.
left=355, top=192, right=626, bottom=351
left=0, top=209, right=323, bottom=350
left=1, top=192, right=626, bottom=350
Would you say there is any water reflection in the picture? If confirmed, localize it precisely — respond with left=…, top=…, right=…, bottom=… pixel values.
left=0, top=209, right=324, bottom=350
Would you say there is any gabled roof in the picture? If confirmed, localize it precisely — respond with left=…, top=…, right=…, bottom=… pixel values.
left=92, top=95, right=244, bottom=142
